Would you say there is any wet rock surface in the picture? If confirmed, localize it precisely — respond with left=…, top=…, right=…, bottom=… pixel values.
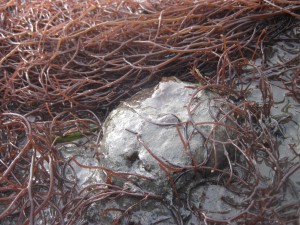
left=59, top=141, right=103, bottom=189
left=99, top=77, right=230, bottom=196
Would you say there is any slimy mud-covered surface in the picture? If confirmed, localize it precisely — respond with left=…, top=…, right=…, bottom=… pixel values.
left=1, top=1, right=300, bottom=224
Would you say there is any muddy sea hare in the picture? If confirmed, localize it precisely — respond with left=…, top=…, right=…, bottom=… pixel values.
left=100, top=77, right=232, bottom=195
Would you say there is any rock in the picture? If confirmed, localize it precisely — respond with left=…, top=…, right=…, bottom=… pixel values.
left=99, top=77, right=231, bottom=195
left=189, top=183, right=244, bottom=220
left=60, top=141, right=103, bottom=188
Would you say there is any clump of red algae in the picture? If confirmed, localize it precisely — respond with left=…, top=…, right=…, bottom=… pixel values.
left=0, top=0, right=300, bottom=224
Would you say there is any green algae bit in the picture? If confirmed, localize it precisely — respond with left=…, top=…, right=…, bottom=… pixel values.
left=54, top=126, right=99, bottom=143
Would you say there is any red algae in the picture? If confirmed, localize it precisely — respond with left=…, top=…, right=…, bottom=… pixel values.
left=0, top=0, right=300, bottom=224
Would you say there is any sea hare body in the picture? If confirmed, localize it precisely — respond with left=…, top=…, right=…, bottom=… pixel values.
left=100, top=77, right=230, bottom=194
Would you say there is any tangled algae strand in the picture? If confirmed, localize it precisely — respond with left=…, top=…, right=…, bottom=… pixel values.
left=1, top=0, right=300, bottom=115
